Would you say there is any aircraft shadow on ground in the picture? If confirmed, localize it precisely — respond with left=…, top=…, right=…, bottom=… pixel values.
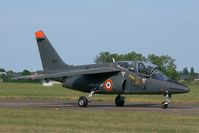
left=89, top=103, right=158, bottom=108
left=58, top=102, right=197, bottom=110
left=4, top=101, right=194, bottom=110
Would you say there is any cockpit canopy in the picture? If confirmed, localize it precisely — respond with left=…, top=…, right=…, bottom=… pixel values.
left=118, top=61, right=169, bottom=81
left=118, top=61, right=157, bottom=75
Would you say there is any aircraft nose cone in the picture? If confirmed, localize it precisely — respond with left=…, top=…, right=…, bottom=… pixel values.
left=167, top=79, right=189, bottom=94
left=182, top=86, right=189, bottom=93
left=176, top=84, right=189, bottom=93
left=172, top=84, right=189, bottom=94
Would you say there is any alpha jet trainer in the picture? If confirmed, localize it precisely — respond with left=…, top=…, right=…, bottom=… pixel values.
left=15, top=31, right=189, bottom=109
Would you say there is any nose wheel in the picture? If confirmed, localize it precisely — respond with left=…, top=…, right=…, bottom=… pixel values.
left=161, top=92, right=171, bottom=109
left=115, top=94, right=125, bottom=107
left=161, top=101, right=168, bottom=109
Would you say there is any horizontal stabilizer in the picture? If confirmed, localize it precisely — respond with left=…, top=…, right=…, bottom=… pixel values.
left=12, top=67, right=120, bottom=80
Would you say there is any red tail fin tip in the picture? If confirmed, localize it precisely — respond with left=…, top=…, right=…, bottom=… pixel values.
left=35, top=31, right=45, bottom=39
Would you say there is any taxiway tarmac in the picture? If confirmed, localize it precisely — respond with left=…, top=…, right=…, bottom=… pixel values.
left=0, top=100, right=199, bottom=114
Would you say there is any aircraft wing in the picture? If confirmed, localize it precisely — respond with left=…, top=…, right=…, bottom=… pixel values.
left=12, top=67, right=121, bottom=80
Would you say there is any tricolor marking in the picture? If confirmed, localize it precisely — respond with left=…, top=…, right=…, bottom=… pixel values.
left=104, top=79, right=113, bottom=92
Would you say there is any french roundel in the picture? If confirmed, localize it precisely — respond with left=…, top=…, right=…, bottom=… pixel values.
left=104, top=79, right=113, bottom=92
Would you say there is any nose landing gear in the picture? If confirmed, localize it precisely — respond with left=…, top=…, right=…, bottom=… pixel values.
left=161, top=91, right=171, bottom=109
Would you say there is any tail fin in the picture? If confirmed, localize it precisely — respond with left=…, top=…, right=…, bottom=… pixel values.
left=35, top=30, right=71, bottom=71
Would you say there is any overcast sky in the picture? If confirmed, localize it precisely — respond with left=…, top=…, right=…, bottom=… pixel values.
left=0, top=0, right=198, bottom=72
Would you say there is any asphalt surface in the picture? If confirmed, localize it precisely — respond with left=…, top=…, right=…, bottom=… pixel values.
left=0, top=100, right=199, bottom=114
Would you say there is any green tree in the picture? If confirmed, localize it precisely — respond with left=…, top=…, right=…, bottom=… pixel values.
left=182, top=67, right=189, bottom=75
left=95, top=51, right=145, bottom=63
left=95, top=52, right=112, bottom=64
left=95, top=52, right=180, bottom=80
left=188, top=67, right=195, bottom=81
left=190, top=67, right=195, bottom=75
left=147, top=54, right=180, bottom=80
left=22, top=69, right=31, bottom=76
left=123, top=51, right=145, bottom=61
left=0, top=74, right=6, bottom=82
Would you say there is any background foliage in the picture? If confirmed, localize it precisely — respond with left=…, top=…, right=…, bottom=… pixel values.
left=95, top=51, right=180, bottom=80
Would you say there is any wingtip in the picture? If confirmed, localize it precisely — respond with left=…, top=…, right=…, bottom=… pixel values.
left=35, top=30, right=45, bottom=39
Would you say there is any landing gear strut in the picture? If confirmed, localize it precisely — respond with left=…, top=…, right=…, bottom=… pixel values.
left=161, top=91, right=171, bottom=109
left=115, top=94, right=125, bottom=107
left=78, top=89, right=98, bottom=107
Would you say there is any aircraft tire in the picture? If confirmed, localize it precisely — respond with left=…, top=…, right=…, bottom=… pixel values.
left=78, top=96, right=88, bottom=107
left=161, top=101, right=168, bottom=109
left=115, top=95, right=124, bottom=107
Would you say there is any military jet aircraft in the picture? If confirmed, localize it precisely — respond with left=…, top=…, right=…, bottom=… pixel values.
left=15, top=30, right=189, bottom=109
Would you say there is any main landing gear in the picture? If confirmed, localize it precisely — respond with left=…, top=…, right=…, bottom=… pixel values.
left=115, top=94, right=125, bottom=107
left=161, top=91, right=171, bottom=109
left=78, top=90, right=98, bottom=107
left=78, top=91, right=125, bottom=107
